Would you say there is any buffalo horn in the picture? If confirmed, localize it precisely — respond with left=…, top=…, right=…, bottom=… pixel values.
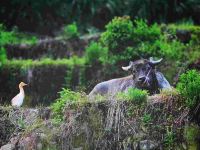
left=122, top=61, right=133, bottom=71
left=149, top=57, right=163, bottom=65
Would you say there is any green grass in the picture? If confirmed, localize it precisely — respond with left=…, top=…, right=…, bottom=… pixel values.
left=2, top=56, right=85, bottom=69
left=168, top=24, right=200, bottom=32
left=142, top=113, right=152, bottom=125
left=164, top=126, right=175, bottom=148
left=13, top=33, right=38, bottom=45
left=117, top=88, right=148, bottom=105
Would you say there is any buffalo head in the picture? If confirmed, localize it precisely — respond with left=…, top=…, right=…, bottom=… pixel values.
left=122, top=57, right=163, bottom=94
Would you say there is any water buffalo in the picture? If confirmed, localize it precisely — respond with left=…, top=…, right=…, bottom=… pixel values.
left=89, top=57, right=171, bottom=98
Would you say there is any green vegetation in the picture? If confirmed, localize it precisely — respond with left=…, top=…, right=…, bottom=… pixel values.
left=168, top=23, right=200, bottom=37
left=13, top=33, right=38, bottom=45
left=0, top=24, right=16, bottom=45
left=0, top=24, right=14, bottom=63
left=85, top=41, right=108, bottom=64
left=184, top=124, right=200, bottom=145
left=89, top=17, right=187, bottom=65
left=142, top=113, right=152, bottom=125
left=118, top=88, right=148, bottom=105
left=0, top=24, right=38, bottom=65
left=101, top=16, right=134, bottom=54
left=100, top=16, right=135, bottom=64
left=1, top=1, right=200, bottom=149
left=0, top=24, right=38, bottom=46
left=62, top=23, right=79, bottom=39
left=0, top=57, right=86, bottom=106
left=0, top=47, right=6, bottom=65
left=133, top=19, right=160, bottom=42
left=160, top=88, right=179, bottom=97
left=2, top=57, right=85, bottom=70
left=166, top=23, right=200, bottom=63
left=133, top=20, right=185, bottom=60
left=164, top=126, right=175, bottom=148
left=177, top=70, right=200, bottom=108
left=2, top=0, right=200, bottom=32
left=51, top=88, right=87, bottom=122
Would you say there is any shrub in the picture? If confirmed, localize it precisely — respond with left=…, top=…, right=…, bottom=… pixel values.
left=133, top=19, right=160, bottom=43
left=0, top=24, right=16, bottom=46
left=159, top=38, right=185, bottom=60
left=0, top=24, right=13, bottom=64
left=85, top=41, right=108, bottom=64
left=177, top=70, right=200, bottom=108
left=99, top=17, right=185, bottom=64
left=51, top=88, right=81, bottom=122
left=62, top=23, right=79, bottom=39
left=118, top=88, right=148, bottom=105
left=100, top=16, right=134, bottom=53
left=152, top=37, right=185, bottom=60
left=136, top=29, right=185, bottom=60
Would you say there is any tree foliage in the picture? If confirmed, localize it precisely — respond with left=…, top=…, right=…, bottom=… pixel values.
left=177, top=70, right=200, bottom=108
left=1, top=0, right=200, bottom=33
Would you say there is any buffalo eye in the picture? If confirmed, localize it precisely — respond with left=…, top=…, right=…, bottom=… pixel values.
left=132, top=70, right=136, bottom=73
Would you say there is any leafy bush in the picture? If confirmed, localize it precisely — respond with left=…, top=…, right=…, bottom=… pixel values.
left=1, top=0, right=200, bottom=32
left=118, top=88, right=148, bottom=105
left=85, top=41, right=108, bottom=64
left=98, top=17, right=185, bottom=65
left=0, top=24, right=16, bottom=46
left=0, top=24, right=14, bottom=64
left=51, top=88, right=81, bottom=122
left=177, top=70, right=200, bottom=108
left=62, top=23, right=79, bottom=39
left=159, top=39, right=185, bottom=60
left=100, top=16, right=134, bottom=53
left=135, top=23, right=185, bottom=60
left=133, top=19, right=160, bottom=43
left=151, top=37, right=185, bottom=60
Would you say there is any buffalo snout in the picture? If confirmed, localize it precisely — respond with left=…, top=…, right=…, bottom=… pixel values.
left=138, top=76, right=146, bottom=82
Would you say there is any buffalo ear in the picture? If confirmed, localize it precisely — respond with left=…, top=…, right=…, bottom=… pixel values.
left=149, top=57, right=163, bottom=65
left=122, top=61, right=133, bottom=71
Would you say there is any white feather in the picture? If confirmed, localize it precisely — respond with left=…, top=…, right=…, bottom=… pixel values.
left=11, top=83, right=26, bottom=107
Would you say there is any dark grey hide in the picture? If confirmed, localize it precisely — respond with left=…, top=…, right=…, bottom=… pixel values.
left=89, top=58, right=171, bottom=98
